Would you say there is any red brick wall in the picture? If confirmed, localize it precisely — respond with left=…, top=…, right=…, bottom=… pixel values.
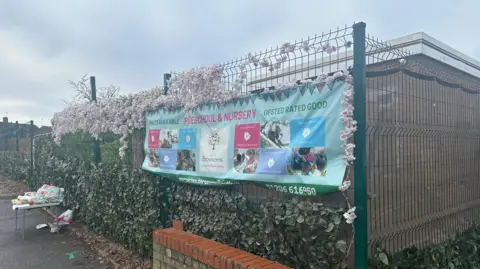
left=153, top=221, right=291, bottom=269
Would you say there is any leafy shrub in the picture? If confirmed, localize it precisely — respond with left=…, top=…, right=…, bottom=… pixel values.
left=370, top=225, right=480, bottom=269
left=0, top=150, right=30, bottom=183
left=0, top=136, right=351, bottom=268
left=170, top=184, right=350, bottom=268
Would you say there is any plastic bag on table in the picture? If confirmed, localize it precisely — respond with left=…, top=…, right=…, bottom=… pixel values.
left=36, top=184, right=64, bottom=203
left=17, top=193, right=46, bottom=205
left=30, top=196, right=46, bottom=204
left=24, top=192, right=37, bottom=197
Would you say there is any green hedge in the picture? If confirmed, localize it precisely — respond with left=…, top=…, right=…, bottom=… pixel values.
left=370, top=225, right=480, bottom=269
left=0, top=136, right=351, bottom=268
left=0, top=150, right=30, bottom=182
left=3, top=137, right=480, bottom=268
left=170, top=184, right=349, bottom=267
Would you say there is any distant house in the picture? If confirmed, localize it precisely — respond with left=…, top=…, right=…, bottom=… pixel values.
left=0, top=116, right=52, bottom=137
left=0, top=116, right=53, bottom=151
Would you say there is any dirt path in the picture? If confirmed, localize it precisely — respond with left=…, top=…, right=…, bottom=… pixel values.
left=0, top=175, right=29, bottom=198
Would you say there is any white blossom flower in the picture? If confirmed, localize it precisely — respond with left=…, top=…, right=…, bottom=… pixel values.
left=302, top=40, right=310, bottom=52
left=338, top=180, right=351, bottom=192
left=261, top=58, right=270, bottom=68
left=343, top=207, right=357, bottom=224
left=339, top=74, right=357, bottom=166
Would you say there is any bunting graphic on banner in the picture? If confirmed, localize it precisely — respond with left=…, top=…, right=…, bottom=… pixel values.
left=300, top=86, right=308, bottom=96
left=269, top=93, right=275, bottom=102
left=316, top=83, right=324, bottom=93
left=275, top=91, right=283, bottom=101
left=262, top=94, right=269, bottom=102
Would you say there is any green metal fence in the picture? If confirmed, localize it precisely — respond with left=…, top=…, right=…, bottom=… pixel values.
left=0, top=120, right=33, bottom=152
left=0, top=120, right=35, bottom=183
left=167, top=22, right=480, bottom=268
left=363, top=33, right=480, bottom=266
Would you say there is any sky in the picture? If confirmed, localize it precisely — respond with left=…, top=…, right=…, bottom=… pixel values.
left=0, top=0, right=478, bottom=127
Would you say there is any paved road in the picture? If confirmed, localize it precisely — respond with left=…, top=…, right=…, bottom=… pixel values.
left=0, top=199, right=105, bottom=269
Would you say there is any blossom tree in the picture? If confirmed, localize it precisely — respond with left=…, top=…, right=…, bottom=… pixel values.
left=52, top=66, right=240, bottom=158
left=51, top=40, right=353, bottom=159
left=65, top=74, right=120, bottom=104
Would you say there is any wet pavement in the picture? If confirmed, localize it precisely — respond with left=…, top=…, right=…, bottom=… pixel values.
left=0, top=199, right=106, bottom=269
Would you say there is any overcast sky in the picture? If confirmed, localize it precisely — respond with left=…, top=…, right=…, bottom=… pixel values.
left=0, top=0, right=477, bottom=126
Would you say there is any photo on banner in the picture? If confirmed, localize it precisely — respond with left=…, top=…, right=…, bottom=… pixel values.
left=233, top=149, right=259, bottom=173
left=177, top=150, right=196, bottom=171
left=148, top=148, right=159, bottom=168
left=287, top=147, right=328, bottom=176
left=260, top=121, right=290, bottom=148
left=160, top=129, right=179, bottom=149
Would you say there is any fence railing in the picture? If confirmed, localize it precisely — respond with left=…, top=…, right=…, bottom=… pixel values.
left=1, top=22, right=480, bottom=268
left=364, top=44, right=480, bottom=256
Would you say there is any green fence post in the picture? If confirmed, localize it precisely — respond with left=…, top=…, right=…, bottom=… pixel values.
left=30, top=120, right=35, bottom=187
left=2, top=128, right=7, bottom=150
left=163, top=73, right=171, bottom=95
left=162, top=73, right=171, bottom=227
left=15, top=121, right=19, bottom=152
left=353, top=22, right=368, bottom=269
left=90, top=76, right=102, bottom=165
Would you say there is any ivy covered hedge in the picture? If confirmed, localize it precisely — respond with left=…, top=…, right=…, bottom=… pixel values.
left=3, top=137, right=480, bottom=268
left=370, top=225, right=480, bottom=269
left=0, top=151, right=30, bottom=183
left=170, top=185, right=350, bottom=268
left=0, top=137, right=353, bottom=268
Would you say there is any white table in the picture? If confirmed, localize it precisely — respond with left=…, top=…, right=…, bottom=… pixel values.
left=12, top=202, right=62, bottom=239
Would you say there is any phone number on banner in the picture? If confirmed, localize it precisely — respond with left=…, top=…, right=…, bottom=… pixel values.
left=264, top=184, right=318, bottom=196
